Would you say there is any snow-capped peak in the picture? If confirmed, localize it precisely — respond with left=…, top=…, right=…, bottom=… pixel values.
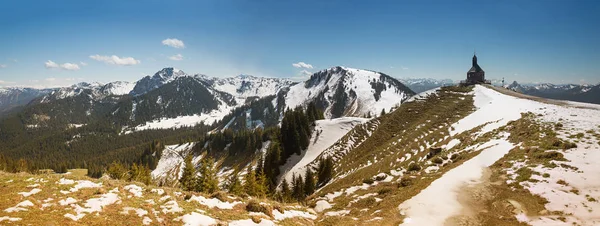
left=101, top=81, right=135, bottom=96
left=284, top=66, right=414, bottom=118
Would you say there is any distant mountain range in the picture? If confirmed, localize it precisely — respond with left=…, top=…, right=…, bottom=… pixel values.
left=506, top=81, right=600, bottom=104
left=0, top=87, right=53, bottom=116
left=0, top=66, right=415, bottom=133
left=399, top=78, right=455, bottom=93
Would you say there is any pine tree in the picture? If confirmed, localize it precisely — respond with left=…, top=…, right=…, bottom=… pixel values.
left=179, top=155, right=197, bottom=191
left=197, top=157, right=219, bottom=193
left=280, top=178, right=291, bottom=202
left=381, top=108, right=386, bottom=116
left=130, top=163, right=152, bottom=185
left=317, top=157, right=334, bottom=187
left=107, top=161, right=130, bottom=180
left=292, top=174, right=305, bottom=201
left=228, top=173, right=243, bottom=196
left=264, top=142, right=281, bottom=189
left=304, top=169, right=315, bottom=196
left=256, top=171, right=268, bottom=198
left=255, top=154, right=264, bottom=177
left=244, top=167, right=257, bottom=196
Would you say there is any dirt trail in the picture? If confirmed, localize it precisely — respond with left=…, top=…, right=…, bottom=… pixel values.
left=444, top=168, right=494, bottom=226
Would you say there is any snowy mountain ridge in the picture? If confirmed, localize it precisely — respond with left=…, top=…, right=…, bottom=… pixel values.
left=283, top=66, right=414, bottom=119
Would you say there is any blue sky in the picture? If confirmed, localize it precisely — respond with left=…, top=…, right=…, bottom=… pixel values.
left=1, top=0, right=599, bottom=88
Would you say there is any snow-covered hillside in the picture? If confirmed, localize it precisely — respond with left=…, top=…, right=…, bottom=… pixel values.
left=208, top=75, right=295, bottom=104
left=279, top=117, right=369, bottom=185
left=398, top=85, right=600, bottom=226
left=100, top=81, right=135, bottom=96
left=284, top=66, right=414, bottom=119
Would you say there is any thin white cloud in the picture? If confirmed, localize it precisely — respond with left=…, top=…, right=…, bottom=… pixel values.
left=0, top=64, right=6, bottom=68
left=44, top=60, right=80, bottom=71
left=300, top=69, right=312, bottom=76
left=401, top=66, right=409, bottom=70
left=89, top=55, right=140, bottom=66
left=45, top=60, right=59, bottom=69
left=45, top=78, right=56, bottom=81
left=292, top=62, right=313, bottom=69
left=169, top=54, right=184, bottom=61
left=61, top=63, right=80, bottom=71
left=162, top=38, right=185, bottom=49
left=80, top=61, right=88, bottom=66
left=0, top=80, right=15, bottom=84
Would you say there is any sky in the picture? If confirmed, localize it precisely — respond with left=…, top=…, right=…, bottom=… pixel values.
left=0, top=0, right=599, bottom=88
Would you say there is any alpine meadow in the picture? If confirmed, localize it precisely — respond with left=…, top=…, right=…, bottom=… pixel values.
left=0, top=1, right=599, bottom=226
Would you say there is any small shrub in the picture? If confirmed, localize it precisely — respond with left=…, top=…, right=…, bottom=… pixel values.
left=542, top=173, right=550, bottom=178
left=407, top=163, right=421, bottom=172
left=399, top=177, right=413, bottom=187
left=273, top=204, right=284, bottom=213
left=426, top=147, right=442, bottom=159
left=378, top=187, right=393, bottom=195
left=353, top=197, right=376, bottom=208
left=570, top=188, right=580, bottom=195
left=184, top=193, right=192, bottom=200
left=211, top=191, right=231, bottom=202
left=450, top=153, right=460, bottom=161
left=441, top=156, right=448, bottom=160
left=375, top=174, right=387, bottom=181
left=363, top=178, right=375, bottom=185
left=246, top=200, right=273, bottom=217
left=432, top=157, right=444, bottom=164
left=515, top=167, right=533, bottom=182
left=557, top=179, right=568, bottom=186
left=562, top=142, right=577, bottom=150
left=534, top=151, right=565, bottom=160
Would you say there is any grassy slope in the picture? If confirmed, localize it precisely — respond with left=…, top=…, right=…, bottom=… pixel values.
left=0, top=169, right=314, bottom=226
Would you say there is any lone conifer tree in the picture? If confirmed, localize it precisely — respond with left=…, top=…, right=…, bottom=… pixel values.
left=228, top=173, right=243, bottom=196
left=317, top=157, right=334, bottom=187
left=197, top=157, right=219, bottom=193
left=304, top=169, right=315, bottom=196
left=179, top=155, right=197, bottom=191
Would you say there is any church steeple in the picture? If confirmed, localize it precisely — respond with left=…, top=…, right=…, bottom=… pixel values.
left=472, top=54, right=478, bottom=66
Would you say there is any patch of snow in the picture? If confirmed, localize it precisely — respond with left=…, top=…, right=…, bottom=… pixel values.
left=66, top=180, right=102, bottom=193
left=18, top=188, right=41, bottom=197
left=187, top=195, right=242, bottom=209
left=124, top=184, right=143, bottom=197
left=314, top=200, right=333, bottom=212
left=325, top=209, right=351, bottom=217
left=121, top=207, right=148, bottom=217
left=0, top=216, right=21, bottom=222
left=4, top=200, right=34, bottom=213
left=175, top=212, right=217, bottom=226
left=272, top=209, right=317, bottom=220
left=161, top=200, right=183, bottom=214
left=59, top=197, right=78, bottom=206
left=151, top=188, right=165, bottom=196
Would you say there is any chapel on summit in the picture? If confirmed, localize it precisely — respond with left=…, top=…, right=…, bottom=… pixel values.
left=461, top=53, right=490, bottom=85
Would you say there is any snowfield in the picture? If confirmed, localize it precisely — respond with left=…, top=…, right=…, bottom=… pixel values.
left=279, top=117, right=369, bottom=185
left=151, top=143, right=197, bottom=182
